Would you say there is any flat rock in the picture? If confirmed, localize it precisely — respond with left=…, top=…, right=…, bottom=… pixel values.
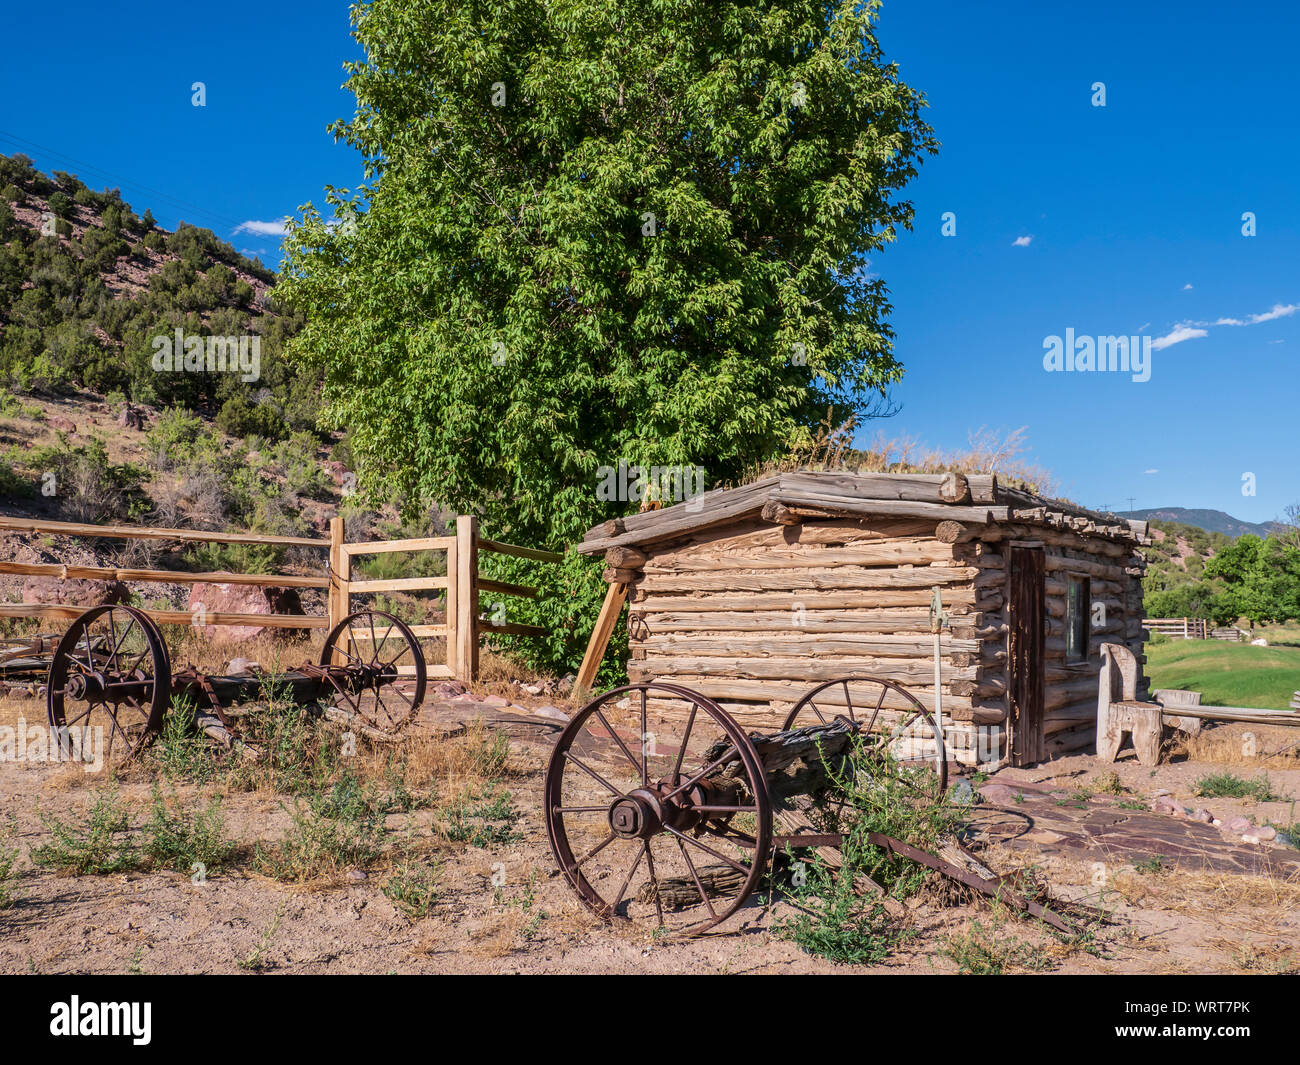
left=533, top=705, right=570, bottom=723
left=977, top=783, right=1021, bottom=804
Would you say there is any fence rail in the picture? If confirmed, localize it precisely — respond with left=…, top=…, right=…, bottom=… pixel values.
left=1, top=513, right=561, bottom=683
left=1143, top=617, right=1208, bottom=639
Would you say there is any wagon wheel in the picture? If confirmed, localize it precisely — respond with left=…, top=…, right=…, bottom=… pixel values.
left=47, top=605, right=170, bottom=770
left=782, top=676, right=948, bottom=792
left=319, top=610, right=427, bottom=734
left=546, top=683, right=772, bottom=937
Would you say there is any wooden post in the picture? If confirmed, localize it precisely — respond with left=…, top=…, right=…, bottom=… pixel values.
left=445, top=538, right=458, bottom=679
left=328, top=516, right=350, bottom=664
left=576, top=581, right=628, bottom=694
left=454, top=515, right=479, bottom=683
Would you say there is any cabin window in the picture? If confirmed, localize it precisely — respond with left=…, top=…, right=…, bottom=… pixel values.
left=1065, top=575, right=1090, bottom=663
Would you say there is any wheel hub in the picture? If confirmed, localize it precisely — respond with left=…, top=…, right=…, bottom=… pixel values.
left=608, top=792, right=662, bottom=839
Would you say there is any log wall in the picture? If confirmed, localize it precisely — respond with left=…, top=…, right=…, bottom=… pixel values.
left=618, top=513, right=1148, bottom=767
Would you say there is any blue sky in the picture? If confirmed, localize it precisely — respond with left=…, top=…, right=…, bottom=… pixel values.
left=2, top=1, right=1295, bottom=523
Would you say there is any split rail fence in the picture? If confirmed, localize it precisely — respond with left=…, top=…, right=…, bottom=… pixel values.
left=0, top=514, right=562, bottom=683
left=1143, top=617, right=1208, bottom=640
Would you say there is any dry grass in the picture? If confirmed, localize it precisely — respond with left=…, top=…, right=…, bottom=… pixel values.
left=1181, top=725, right=1300, bottom=768
left=1109, top=864, right=1300, bottom=914
left=739, top=417, right=1059, bottom=497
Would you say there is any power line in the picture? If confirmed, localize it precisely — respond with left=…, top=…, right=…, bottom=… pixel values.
left=0, top=127, right=251, bottom=234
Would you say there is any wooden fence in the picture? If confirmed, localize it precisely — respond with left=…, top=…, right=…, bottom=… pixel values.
left=0, top=513, right=562, bottom=683
left=1143, top=617, right=1208, bottom=640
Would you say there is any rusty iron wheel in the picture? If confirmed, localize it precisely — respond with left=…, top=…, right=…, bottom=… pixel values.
left=319, top=610, right=427, bottom=734
left=545, top=682, right=771, bottom=937
left=782, top=676, right=948, bottom=792
left=46, top=605, right=170, bottom=770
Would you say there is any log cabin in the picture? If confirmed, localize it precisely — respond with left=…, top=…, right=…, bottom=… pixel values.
left=577, top=471, right=1151, bottom=768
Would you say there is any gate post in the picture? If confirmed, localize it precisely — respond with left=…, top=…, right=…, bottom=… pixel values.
left=328, top=516, right=349, bottom=663
left=454, top=515, right=479, bottom=683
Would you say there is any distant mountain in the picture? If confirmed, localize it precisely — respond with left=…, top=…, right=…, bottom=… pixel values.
left=1130, top=508, right=1283, bottom=539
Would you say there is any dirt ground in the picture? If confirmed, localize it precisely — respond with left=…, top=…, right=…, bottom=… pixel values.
left=2, top=674, right=1299, bottom=976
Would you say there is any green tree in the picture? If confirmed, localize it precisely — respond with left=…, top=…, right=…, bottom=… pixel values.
left=279, top=0, right=937, bottom=551
left=1204, top=535, right=1300, bottom=628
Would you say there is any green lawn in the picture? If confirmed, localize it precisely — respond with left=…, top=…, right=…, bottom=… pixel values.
left=1145, top=635, right=1300, bottom=711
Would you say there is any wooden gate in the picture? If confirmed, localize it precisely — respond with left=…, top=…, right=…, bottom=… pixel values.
left=1007, top=542, right=1045, bottom=766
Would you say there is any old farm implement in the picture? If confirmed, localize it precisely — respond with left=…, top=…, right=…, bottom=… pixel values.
left=45, top=604, right=427, bottom=766
left=545, top=677, right=969, bottom=936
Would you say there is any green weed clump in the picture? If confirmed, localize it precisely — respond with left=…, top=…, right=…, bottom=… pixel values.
left=32, top=789, right=139, bottom=875
left=439, top=786, right=520, bottom=848
left=772, top=733, right=966, bottom=965
left=255, top=771, right=390, bottom=881
left=1193, top=772, right=1278, bottom=802
left=0, top=820, right=20, bottom=909
left=939, top=911, right=1051, bottom=975
left=384, top=863, right=443, bottom=919
left=141, top=785, right=237, bottom=875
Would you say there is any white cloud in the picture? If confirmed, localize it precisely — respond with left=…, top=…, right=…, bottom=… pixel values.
left=233, top=218, right=290, bottom=237
left=1144, top=468, right=1159, bottom=475
left=1148, top=300, right=1296, bottom=352
left=1182, top=283, right=1193, bottom=290
left=1204, top=302, right=1297, bottom=328
left=1012, top=235, right=1033, bottom=247
left=1248, top=302, right=1298, bottom=323
left=1151, top=325, right=1207, bottom=350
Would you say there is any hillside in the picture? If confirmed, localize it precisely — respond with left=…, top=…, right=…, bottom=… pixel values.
left=1131, top=507, right=1282, bottom=538
left=0, top=152, right=316, bottom=439
left=1139, top=519, right=1232, bottom=618
left=0, top=155, right=447, bottom=620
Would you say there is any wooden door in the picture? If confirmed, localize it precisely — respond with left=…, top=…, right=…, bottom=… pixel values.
left=1007, top=543, right=1045, bottom=766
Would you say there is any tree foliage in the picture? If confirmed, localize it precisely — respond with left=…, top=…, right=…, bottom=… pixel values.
left=279, top=0, right=937, bottom=552
left=1204, top=534, right=1300, bottom=628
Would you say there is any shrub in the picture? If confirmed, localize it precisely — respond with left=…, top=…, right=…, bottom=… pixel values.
left=774, top=862, right=904, bottom=964
left=256, top=772, right=389, bottom=880
left=0, top=820, right=19, bottom=909
left=1193, top=772, right=1278, bottom=802
left=32, top=789, right=140, bottom=875
left=141, top=785, right=237, bottom=875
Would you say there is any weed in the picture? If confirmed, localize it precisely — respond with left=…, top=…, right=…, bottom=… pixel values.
left=1092, top=771, right=1126, bottom=796
left=256, top=772, right=388, bottom=881
left=940, top=914, right=1051, bottom=974
left=141, top=784, right=237, bottom=875
left=1233, top=942, right=1297, bottom=974
left=32, top=788, right=140, bottom=875
left=774, top=859, right=906, bottom=964
left=495, top=870, right=545, bottom=941
left=226, top=693, right=336, bottom=796
left=1134, top=855, right=1165, bottom=875
left=467, top=728, right=511, bottom=781
left=0, top=819, right=19, bottom=909
left=150, top=698, right=220, bottom=784
left=237, top=903, right=286, bottom=972
left=384, top=862, right=444, bottom=920
left=1193, top=772, right=1278, bottom=802
left=440, top=786, right=521, bottom=847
